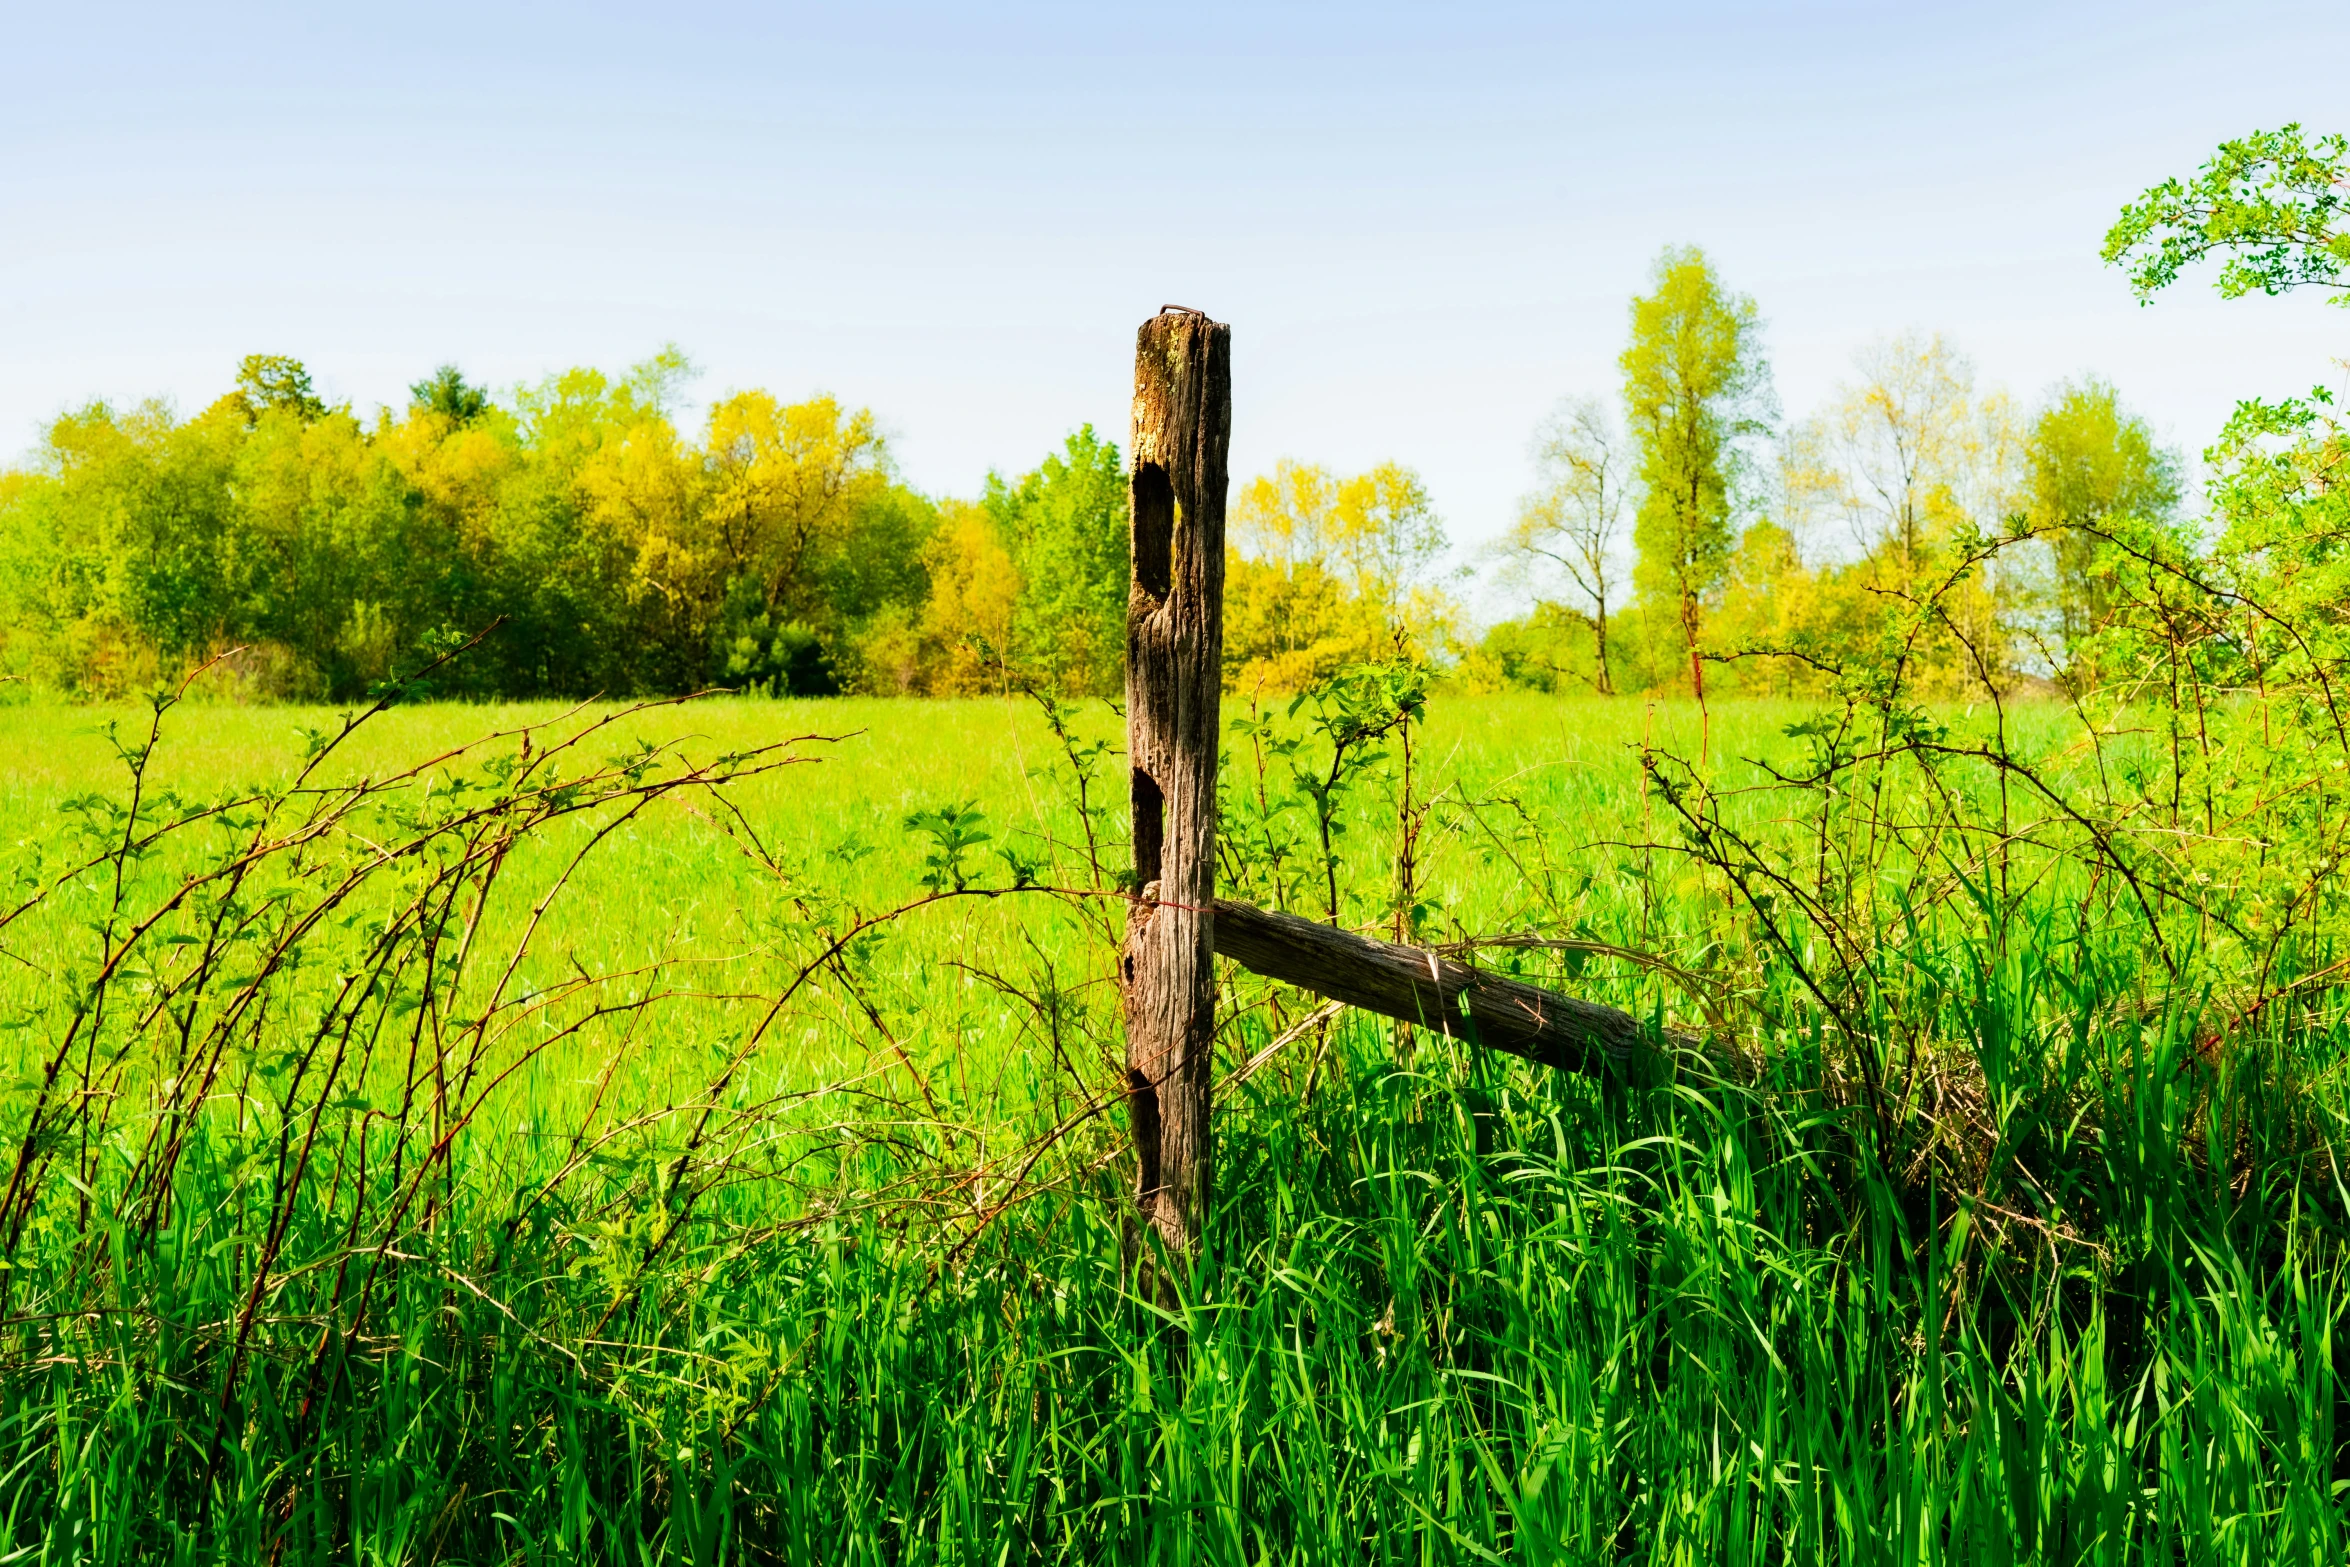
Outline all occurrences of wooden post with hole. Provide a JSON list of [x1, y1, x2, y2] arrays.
[[1116, 307, 1715, 1278], [1123, 307, 1231, 1270]]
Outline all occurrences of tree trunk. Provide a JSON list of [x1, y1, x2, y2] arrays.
[[1594, 591, 1613, 695], [1123, 309, 1231, 1267]]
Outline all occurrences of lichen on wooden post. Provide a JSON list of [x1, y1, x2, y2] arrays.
[[1122, 308, 1230, 1269]]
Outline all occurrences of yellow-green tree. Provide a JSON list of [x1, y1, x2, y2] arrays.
[[1621, 246, 1774, 699], [1778, 332, 2024, 693], [1785, 332, 2014, 577], [1224, 459, 1450, 691], [1707, 519, 1820, 697], [913, 500, 1022, 694], [2024, 379, 2180, 667], [509, 352, 702, 694], [700, 393, 888, 614], [689, 389, 933, 694]]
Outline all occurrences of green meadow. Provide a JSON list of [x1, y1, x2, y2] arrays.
[[0, 685, 2342, 1563]]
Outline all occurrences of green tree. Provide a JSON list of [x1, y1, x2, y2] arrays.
[[2025, 379, 2181, 662], [1463, 602, 1595, 695], [235, 354, 327, 422], [1620, 246, 1774, 699], [2104, 124, 2349, 306], [981, 425, 1127, 695], [0, 398, 252, 691], [233, 398, 412, 694], [410, 364, 491, 424]]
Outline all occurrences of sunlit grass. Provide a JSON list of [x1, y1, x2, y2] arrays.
[[0, 689, 2337, 1563]]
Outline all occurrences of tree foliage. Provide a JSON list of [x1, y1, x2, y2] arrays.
[[0, 353, 927, 698], [0, 353, 1174, 700], [1224, 459, 1452, 692], [980, 425, 1128, 695], [1477, 327, 2185, 704], [1785, 332, 2014, 575], [2023, 378, 2181, 663], [16, 130, 2338, 720], [1620, 245, 1775, 697], [2104, 123, 2349, 305]]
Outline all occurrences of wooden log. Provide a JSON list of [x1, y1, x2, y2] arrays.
[[1122, 309, 1231, 1263], [1210, 898, 1718, 1084]]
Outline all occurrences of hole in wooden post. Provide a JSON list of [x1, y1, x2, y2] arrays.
[[1132, 462, 1173, 602], [1131, 767, 1164, 888], [1127, 1068, 1162, 1200]]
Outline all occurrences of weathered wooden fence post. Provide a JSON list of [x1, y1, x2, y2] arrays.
[[1114, 308, 1719, 1279], [1123, 308, 1231, 1269]]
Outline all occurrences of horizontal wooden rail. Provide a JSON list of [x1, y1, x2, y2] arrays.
[[1210, 898, 1723, 1084]]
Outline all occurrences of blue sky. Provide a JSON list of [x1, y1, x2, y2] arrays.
[[5, 1, 2345, 590]]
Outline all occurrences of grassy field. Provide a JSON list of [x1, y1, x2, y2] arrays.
[[0, 686, 2342, 1563]]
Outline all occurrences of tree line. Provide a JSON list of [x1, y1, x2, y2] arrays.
[[1476, 246, 2182, 701], [0, 348, 1459, 702], [1, 124, 2339, 705], [1483, 119, 2339, 704], [0, 350, 1122, 701]]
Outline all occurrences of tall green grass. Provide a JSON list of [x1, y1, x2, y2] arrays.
[[0, 685, 2342, 1562]]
